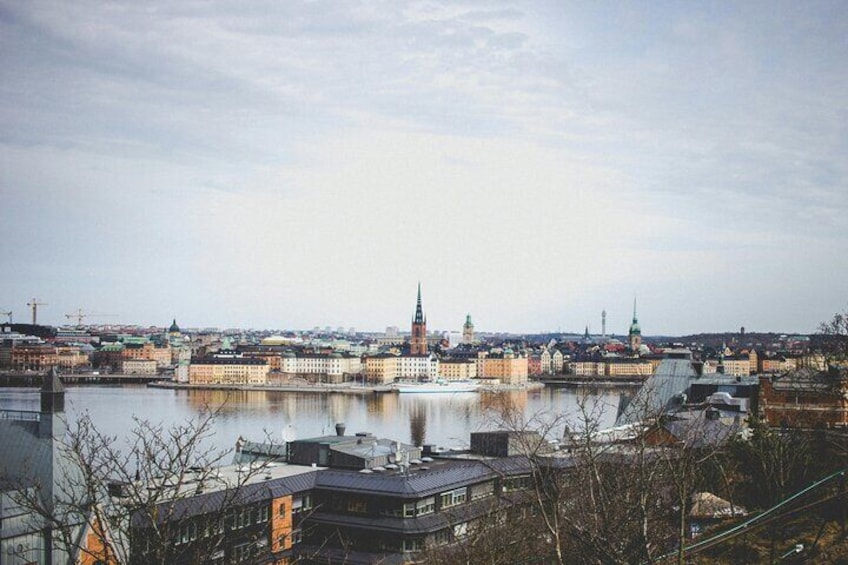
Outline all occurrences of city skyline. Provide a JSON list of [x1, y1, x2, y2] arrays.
[[2, 2, 846, 334]]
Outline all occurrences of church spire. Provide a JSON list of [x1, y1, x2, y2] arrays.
[[413, 282, 425, 325], [410, 283, 427, 355]]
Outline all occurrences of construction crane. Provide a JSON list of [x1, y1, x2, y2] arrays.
[[27, 298, 47, 325], [64, 309, 117, 326]]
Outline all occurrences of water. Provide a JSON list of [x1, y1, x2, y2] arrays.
[[0, 385, 623, 455]]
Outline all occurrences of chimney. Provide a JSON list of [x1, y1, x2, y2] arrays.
[[335, 422, 346, 437]]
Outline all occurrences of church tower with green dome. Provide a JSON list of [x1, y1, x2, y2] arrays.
[[462, 314, 475, 344], [628, 298, 642, 353]]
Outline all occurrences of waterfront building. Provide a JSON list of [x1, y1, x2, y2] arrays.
[[9, 343, 58, 371], [551, 348, 565, 373], [479, 351, 528, 385], [188, 356, 269, 385], [570, 359, 605, 377], [397, 354, 439, 381], [409, 284, 427, 356], [527, 353, 542, 376], [540, 348, 552, 374], [56, 345, 90, 371], [364, 354, 400, 384], [279, 352, 362, 383], [120, 358, 158, 375], [121, 340, 172, 368], [438, 358, 477, 381], [604, 358, 654, 378]]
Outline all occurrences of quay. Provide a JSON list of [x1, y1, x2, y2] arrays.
[[149, 381, 395, 394], [0, 371, 163, 387], [149, 381, 545, 394]]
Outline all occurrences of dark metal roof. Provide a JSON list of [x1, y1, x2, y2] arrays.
[[314, 461, 494, 498], [133, 469, 320, 526]]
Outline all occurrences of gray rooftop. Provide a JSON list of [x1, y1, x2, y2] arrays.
[[616, 356, 700, 426]]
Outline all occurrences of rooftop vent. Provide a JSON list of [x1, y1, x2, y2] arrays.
[[335, 422, 346, 436]]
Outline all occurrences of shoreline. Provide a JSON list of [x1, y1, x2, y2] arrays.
[[148, 381, 546, 395]]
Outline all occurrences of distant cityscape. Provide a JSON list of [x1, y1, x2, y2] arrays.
[[0, 286, 831, 388]]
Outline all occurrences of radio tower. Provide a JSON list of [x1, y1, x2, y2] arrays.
[[601, 309, 607, 338]]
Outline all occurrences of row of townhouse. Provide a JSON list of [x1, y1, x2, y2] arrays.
[[364, 353, 529, 385], [1, 343, 90, 371], [568, 357, 655, 378]]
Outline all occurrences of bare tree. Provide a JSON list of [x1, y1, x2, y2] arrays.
[[13, 405, 290, 565], [818, 306, 848, 368]]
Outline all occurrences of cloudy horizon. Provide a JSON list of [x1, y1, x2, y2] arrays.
[[1, 1, 846, 335]]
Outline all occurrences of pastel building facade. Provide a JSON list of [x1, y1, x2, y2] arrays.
[[188, 357, 270, 385]]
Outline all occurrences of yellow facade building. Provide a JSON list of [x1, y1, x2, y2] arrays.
[[364, 355, 400, 384], [188, 357, 270, 385], [480, 354, 528, 385], [438, 359, 477, 381]]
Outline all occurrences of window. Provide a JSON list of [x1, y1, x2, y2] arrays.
[[347, 498, 368, 513], [440, 487, 467, 509], [258, 505, 269, 523], [232, 542, 254, 563], [503, 475, 532, 492], [434, 528, 451, 545], [278, 502, 287, 516], [471, 481, 495, 500], [402, 538, 424, 552], [415, 497, 435, 516], [177, 522, 197, 544]]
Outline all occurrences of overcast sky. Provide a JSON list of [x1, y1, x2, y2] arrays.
[[1, 1, 846, 335]]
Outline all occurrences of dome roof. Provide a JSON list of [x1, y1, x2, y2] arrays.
[[168, 319, 180, 333], [629, 319, 641, 335]]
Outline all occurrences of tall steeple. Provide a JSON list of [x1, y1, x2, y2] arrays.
[[410, 283, 427, 355], [628, 298, 642, 353], [413, 282, 425, 325]]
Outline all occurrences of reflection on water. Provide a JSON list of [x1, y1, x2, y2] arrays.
[[409, 404, 426, 447], [0, 385, 623, 453]]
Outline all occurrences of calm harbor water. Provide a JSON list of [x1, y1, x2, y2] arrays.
[[0, 385, 623, 455]]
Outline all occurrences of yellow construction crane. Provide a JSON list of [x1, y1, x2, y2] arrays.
[[65, 309, 117, 326], [27, 298, 47, 325]]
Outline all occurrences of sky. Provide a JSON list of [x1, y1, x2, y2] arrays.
[[1, 1, 847, 335]]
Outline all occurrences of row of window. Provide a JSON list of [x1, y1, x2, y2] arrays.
[[174, 504, 270, 545]]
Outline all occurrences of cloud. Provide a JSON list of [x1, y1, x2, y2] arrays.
[[1, 1, 846, 332]]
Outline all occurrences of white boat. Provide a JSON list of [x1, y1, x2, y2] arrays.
[[391, 379, 480, 393]]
